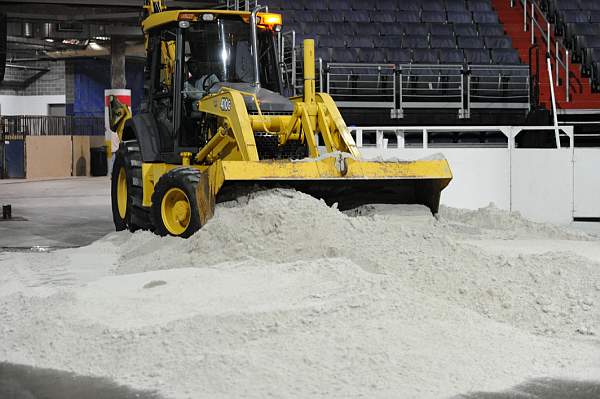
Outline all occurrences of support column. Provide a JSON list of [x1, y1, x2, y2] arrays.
[[110, 36, 126, 89]]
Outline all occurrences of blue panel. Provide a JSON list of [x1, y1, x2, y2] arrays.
[[73, 59, 145, 117], [74, 59, 110, 118], [5, 140, 25, 178], [126, 60, 145, 115]]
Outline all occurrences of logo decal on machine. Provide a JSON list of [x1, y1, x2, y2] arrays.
[[220, 97, 232, 111]]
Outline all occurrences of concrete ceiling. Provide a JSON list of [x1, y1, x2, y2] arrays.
[[0, 0, 217, 7], [1, 0, 246, 60]]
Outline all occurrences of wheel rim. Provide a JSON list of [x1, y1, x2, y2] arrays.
[[161, 188, 191, 236], [117, 167, 127, 219]]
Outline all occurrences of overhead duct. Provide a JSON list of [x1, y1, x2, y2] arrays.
[[42, 22, 55, 40], [22, 22, 33, 38], [45, 41, 145, 59]]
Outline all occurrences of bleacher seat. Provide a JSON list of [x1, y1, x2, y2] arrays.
[[385, 48, 411, 64], [468, 0, 493, 12], [465, 48, 491, 64], [370, 11, 395, 23], [429, 23, 454, 36], [478, 23, 505, 36], [330, 47, 358, 63], [403, 35, 429, 49], [398, 0, 423, 12], [359, 24, 381, 36], [380, 23, 405, 36], [350, 0, 373, 11], [376, 0, 397, 12], [590, 11, 600, 23], [335, 24, 356, 36], [454, 23, 479, 36], [320, 36, 346, 48], [319, 13, 344, 23], [304, 0, 328, 11], [348, 37, 374, 48], [448, 11, 473, 23], [328, 0, 350, 11], [286, 2, 305, 10], [446, 0, 469, 12], [358, 48, 384, 63], [402, 23, 429, 36], [412, 49, 439, 64], [343, 10, 370, 23], [561, 10, 590, 24], [458, 36, 485, 49], [581, 36, 600, 74], [303, 23, 329, 35], [440, 48, 465, 64], [421, 11, 447, 23], [396, 12, 421, 23], [472, 11, 499, 23], [490, 49, 521, 64], [484, 36, 513, 49], [380, 36, 403, 48], [422, 0, 445, 11], [431, 35, 457, 49]]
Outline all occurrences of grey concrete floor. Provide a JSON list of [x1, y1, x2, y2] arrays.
[[453, 378, 600, 399], [0, 363, 164, 399], [0, 177, 113, 248]]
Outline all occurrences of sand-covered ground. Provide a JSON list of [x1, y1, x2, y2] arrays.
[[1, 189, 599, 398]]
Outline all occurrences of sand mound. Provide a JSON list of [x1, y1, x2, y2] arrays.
[[112, 189, 600, 338], [1, 189, 599, 398], [439, 203, 595, 240]]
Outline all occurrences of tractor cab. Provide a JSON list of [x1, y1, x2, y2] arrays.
[[141, 10, 292, 159]]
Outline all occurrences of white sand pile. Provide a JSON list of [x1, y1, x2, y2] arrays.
[[115, 190, 600, 337], [439, 203, 596, 240], [1, 189, 599, 398]]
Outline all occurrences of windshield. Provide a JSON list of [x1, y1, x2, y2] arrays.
[[184, 18, 279, 94]]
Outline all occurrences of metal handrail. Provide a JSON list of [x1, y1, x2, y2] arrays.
[[0, 116, 105, 136], [518, 0, 571, 102]]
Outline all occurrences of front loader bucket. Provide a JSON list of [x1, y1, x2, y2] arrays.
[[209, 155, 452, 214]]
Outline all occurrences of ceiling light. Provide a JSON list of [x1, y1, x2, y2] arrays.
[[89, 42, 102, 50]]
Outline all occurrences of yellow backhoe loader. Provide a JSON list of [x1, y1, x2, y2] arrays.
[[110, 0, 452, 238]]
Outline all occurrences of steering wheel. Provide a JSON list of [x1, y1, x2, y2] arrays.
[[202, 73, 220, 93]]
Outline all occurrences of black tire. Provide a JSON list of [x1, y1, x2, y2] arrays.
[[110, 140, 151, 232], [151, 167, 202, 238]]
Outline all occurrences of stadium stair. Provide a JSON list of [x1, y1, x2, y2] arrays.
[[492, 0, 600, 109]]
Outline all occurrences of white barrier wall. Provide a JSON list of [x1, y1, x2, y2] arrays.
[[361, 148, 511, 211], [511, 149, 573, 224], [0, 95, 66, 116], [573, 148, 600, 219], [352, 126, 590, 224]]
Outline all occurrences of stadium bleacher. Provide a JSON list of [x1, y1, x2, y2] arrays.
[[275, 0, 521, 66], [542, 0, 600, 91], [272, 0, 530, 119]]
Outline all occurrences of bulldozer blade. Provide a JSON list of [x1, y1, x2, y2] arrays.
[[218, 178, 450, 214], [210, 156, 452, 214]]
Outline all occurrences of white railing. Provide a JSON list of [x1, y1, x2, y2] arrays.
[[327, 63, 396, 108], [516, 0, 571, 102], [285, 33, 531, 118], [347, 125, 573, 149]]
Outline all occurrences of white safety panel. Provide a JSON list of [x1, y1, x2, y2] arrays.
[[362, 148, 511, 211], [510, 149, 573, 224], [573, 148, 600, 219]]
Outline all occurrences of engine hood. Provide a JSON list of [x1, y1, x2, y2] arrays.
[[210, 82, 294, 114]]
